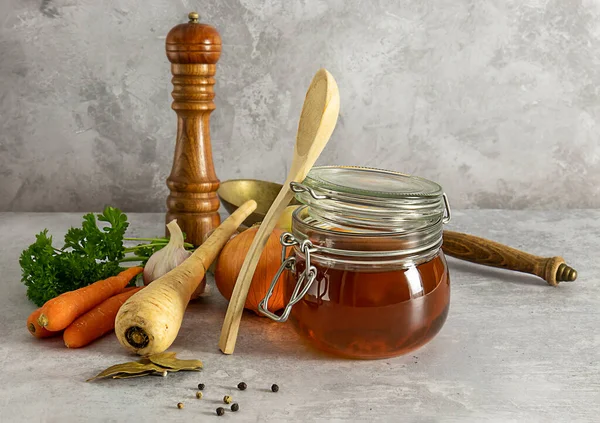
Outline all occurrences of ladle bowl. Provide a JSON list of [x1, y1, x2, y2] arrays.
[[217, 179, 298, 227]]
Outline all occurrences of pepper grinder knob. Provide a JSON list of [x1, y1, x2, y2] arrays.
[[165, 12, 222, 246]]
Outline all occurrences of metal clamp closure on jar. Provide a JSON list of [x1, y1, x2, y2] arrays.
[[258, 233, 319, 322]]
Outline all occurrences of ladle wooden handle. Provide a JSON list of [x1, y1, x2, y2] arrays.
[[442, 230, 577, 286]]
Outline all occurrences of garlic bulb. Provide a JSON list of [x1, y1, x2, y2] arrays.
[[143, 220, 192, 285]]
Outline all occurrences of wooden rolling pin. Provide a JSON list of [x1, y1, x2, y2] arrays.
[[442, 230, 577, 286]]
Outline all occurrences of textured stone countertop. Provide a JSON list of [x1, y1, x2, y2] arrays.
[[0, 211, 597, 422]]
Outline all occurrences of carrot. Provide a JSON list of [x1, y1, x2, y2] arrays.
[[38, 266, 143, 332], [26, 286, 134, 339], [63, 286, 143, 348], [27, 307, 60, 339], [120, 286, 140, 293], [115, 200, 257, 356]]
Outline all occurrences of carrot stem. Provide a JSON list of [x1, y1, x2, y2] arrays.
[[119, 256, 148, 263], [123, 243, 171, 252], [124, 237, 194, 249], [124, 237, 167, 242]]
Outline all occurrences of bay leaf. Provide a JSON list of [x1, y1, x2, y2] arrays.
[[138, 351, 177, 365], [148, 355, 203, 371], [112, 371, 158, 379], [86, 362, 163, 382], [87, 351, 202, 382]]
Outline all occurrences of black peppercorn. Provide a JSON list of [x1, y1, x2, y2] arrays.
[[237, 382, 247, 390], [271, 384, 279, 392], [231, 403, 239, 412], [197, 383, 205, 390], [216, 407, 225, 416]]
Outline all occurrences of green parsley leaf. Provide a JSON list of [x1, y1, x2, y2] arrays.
[[20, 206, 131, 306]]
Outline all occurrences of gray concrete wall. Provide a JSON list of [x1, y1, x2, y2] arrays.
[[1, 0, 599, 212]]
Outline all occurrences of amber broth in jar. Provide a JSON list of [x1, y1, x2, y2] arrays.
[[259, 166, 452, 360], [286, 253, 450, 359]]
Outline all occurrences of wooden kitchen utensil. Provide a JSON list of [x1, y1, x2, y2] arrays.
[[165, 12, 222, 246], [218, 68, 341, 354], [215, 178, 578, 287], [442, 231, 577, 286]]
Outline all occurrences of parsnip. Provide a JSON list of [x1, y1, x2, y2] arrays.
[[115, 200, 257, 355]]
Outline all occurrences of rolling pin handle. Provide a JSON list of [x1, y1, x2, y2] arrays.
[[441, 230, 577, 287]]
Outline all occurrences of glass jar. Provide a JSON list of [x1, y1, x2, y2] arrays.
[[259, 166, 451, 359]]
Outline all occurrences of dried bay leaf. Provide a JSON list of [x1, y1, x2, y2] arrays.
[[147, 355, 203, 371], [137, 351, 177, 365], [112, 371, 159, 379], [151, 351, 178, 360], [86, 362, 163, 382], [87, 351, 203, 382]]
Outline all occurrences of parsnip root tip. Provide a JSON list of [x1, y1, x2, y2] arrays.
[[125, 326, 151, 349], [115, 200, 257, 356]]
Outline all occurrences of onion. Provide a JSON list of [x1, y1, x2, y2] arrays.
[[214, 227, 289, 315]]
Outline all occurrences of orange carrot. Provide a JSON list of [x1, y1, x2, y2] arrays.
[[27, 307, 60, 339], [27, 285, 134, 339], [63, 287, 144, 348], [38, 267, 143, 332], [120, 286, 140, 293]]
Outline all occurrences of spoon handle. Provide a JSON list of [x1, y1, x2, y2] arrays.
[[218, 186, 294, 353], [218, 69, 340, 354], [442, 230, 577, 286]]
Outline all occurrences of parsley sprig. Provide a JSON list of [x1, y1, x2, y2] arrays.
[[19, 206, 193, 306]]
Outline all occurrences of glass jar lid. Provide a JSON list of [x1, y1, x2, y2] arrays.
[[304, 166, 443, 198], [292, 166, 450, 234]]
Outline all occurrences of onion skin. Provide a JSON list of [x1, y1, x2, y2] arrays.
[[214, 227, 289, 315]]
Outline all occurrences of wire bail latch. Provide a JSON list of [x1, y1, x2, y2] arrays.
[[258, 232, 319, 322]]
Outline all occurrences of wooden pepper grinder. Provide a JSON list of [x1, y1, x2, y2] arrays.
[[165, 12, 222, 246]]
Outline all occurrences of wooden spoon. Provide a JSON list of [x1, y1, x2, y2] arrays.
[[218, 68, 340, 354]]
